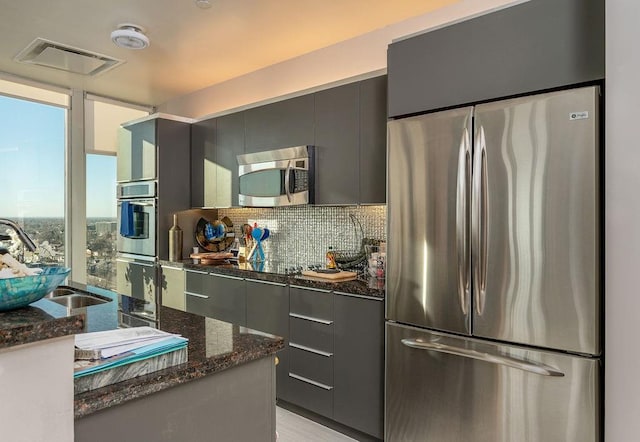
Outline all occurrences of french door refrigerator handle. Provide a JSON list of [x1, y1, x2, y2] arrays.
[[472, 126, 488, 315], [456, 127, 471, 315], [400, 338, 565, 377]]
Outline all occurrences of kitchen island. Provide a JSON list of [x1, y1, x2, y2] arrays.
[[0, 287, 283, 442], [75, 303, 283, 442]]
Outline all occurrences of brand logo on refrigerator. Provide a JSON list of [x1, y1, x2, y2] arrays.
[[569, 111, 589, 120]]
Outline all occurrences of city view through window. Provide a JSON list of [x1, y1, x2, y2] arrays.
[[0, 93, 120, 291]]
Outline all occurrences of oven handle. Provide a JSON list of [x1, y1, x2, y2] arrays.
[[126, 202, 155, 207], [116, 258, 155, 267]]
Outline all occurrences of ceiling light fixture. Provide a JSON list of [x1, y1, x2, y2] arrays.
[[195, 0, 212, 9], [111, 24, 150, 50]]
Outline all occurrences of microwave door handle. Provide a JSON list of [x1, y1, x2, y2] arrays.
[[284, 160, 293, 203]]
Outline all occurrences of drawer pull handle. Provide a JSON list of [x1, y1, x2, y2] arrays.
[[289, 342, 333, 357], [290, 285, 331, 293], [245, 278, 287, 287], [289, 313, 333, 325], [212, 273, 244, 281], [289, 373, 333, 390], [185, 291, 209, 299]]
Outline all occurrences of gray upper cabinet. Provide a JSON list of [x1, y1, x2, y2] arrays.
[[359, 76, 387, 204], [333, 293, 384, 439], [215, 112, 245, 207], [191, 113, 244, 208], [190, 119, 214, 207], [314, 82, 360, 205], [388, 0, 605, 117], [244, 95, 314, 153], [189, 76, 387, 206], [117, 119, 156, 182]]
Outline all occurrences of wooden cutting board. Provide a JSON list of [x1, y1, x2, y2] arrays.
[[190, 252, 234, 264], [301, 270, 358, 281]]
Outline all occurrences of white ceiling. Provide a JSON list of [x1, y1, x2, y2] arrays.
[[0, 0, 457, 107]]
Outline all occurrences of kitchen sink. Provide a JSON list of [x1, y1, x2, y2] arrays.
[[44, 286, 112, 309], [47, 293, 111, 308]]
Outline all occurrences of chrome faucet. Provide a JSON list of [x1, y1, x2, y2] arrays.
[[0, 219, 37, 252]]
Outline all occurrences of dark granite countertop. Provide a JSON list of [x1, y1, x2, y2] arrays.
[[75, 303, 284, 418], [0, 302, 85, 350], [160, 259, 385, 299]]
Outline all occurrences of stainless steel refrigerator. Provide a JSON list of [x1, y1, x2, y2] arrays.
[[385, 86, 601, 442]]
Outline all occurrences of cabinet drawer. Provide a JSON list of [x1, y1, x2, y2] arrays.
[[289, 316, 333, 353], [288, 373, 333, 419], [185, 272, 246, 325], [290, 286, 332, 320], [185, 270, 209, 294], [289, 345, 333, 387], [185, 291, 209, 317]]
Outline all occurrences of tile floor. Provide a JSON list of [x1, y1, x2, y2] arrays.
[[276, 406, 356, 442]]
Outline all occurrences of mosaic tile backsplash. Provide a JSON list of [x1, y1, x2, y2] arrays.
[[218, 206, 386, 267]]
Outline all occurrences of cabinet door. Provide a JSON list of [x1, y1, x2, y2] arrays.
[[185, 271, 246, 325], [314, 82, 359, 204], [333, 293, 384, 439], [190, 119, 215, 207], [359, 76, 387, 204], [117, 119, 156, 182], [160, 266, 185, 311], [244, 95, 314, 153], [215, 112, 245, 207], [387, 0, 604, 117], [246, 279, 289, 400]]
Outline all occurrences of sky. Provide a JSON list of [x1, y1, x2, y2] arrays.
[[0, 95, 116, 218]]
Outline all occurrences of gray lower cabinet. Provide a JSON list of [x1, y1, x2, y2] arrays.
[[288, 286, 334, 419], [245, 279, 290, 400], [333, 292, 384, 439], [185, 270, 246, 325], [160, 265, 185, 311]]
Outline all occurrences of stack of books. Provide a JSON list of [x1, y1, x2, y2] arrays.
[[74, 327, 188, 393]]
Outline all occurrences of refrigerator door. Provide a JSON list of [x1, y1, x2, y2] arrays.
[[385, 322, 600, 442], [387, 107, 473, 334], [472, 86, 600, 355]]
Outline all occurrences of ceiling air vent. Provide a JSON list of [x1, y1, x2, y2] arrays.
[[14, 38, 124, 76]]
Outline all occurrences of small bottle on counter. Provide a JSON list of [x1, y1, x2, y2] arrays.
[[168, 213, 183, 261], [326, 247, 336, 269]]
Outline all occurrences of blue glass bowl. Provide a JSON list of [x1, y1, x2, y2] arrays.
[[0, 266, 71, 312]]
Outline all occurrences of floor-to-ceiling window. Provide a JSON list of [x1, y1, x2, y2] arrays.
[[0, 78, 68, 264], [0, 76, 151, 289]]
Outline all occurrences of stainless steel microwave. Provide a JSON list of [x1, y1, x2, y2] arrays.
[[237, 145, 315, 206]]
